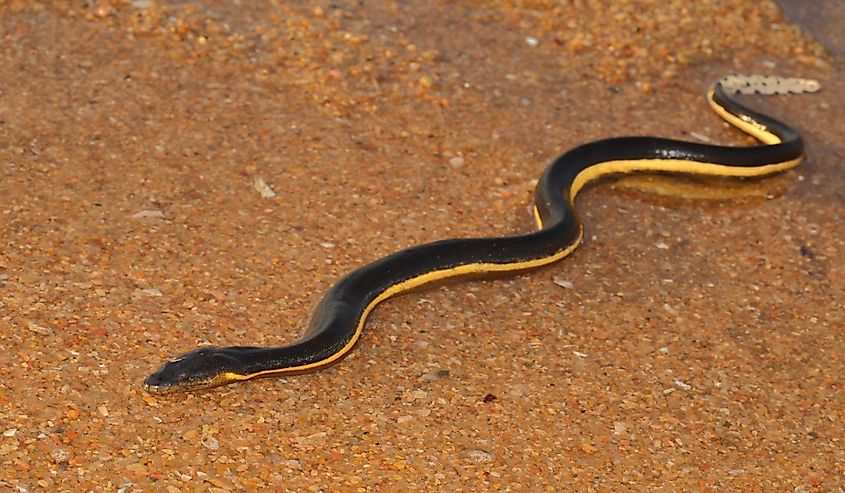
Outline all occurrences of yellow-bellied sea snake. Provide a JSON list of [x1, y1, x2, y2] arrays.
[[144, 75, 819, 394]]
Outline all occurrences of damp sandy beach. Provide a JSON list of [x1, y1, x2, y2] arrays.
[[1, 1, 843, 491]]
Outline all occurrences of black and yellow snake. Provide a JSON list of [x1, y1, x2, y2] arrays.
[[144, 75, 819, 394]]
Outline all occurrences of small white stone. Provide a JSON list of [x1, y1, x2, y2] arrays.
[[253, 176, 277, 198], [612, 422, 627, 435], [553, 278, 574, 289], [132, 209, 164, 219], [139, 288, 163, 297]]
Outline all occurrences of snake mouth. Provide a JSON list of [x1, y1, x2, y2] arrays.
[[142, 375, 213, 395], [142, 372, 180, 394], [142, 383, 170, 394]]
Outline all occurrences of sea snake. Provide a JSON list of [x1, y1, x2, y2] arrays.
[[144, 75, 819, 394]]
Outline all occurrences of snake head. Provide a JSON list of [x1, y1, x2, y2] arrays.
[[144, 347, 245, 394]]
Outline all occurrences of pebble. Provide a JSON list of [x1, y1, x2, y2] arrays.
[[50, 447, 70, 463], [26, 321, 53, 335], [253, 176, 277, 198], [462, 448, 494, 463], [674, 379, 692, 391], [132, 210, 165, 219], [552, 278, 573, 289], [201, 435, 220, 450], [125, 463, 147, 475]]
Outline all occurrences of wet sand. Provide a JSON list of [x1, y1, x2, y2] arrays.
[[1, 1, 843, 491]]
